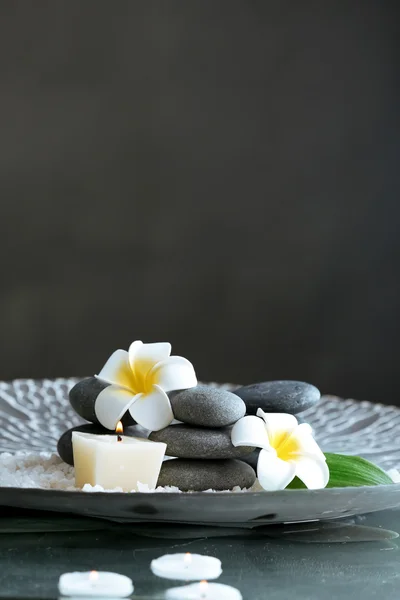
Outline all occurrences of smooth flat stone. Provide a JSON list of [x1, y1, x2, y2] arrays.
[[57, 423, 142, 465], [149, 425, 254, 459], [240, 448, 260, 471], [157, 459, 256, 491], [234, 380, 321, 415], [69, 377, 135, 427], [169, 385, 246, 427]]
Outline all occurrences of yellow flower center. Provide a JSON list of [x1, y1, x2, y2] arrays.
[[116, 359, 155, 395], [135, 359, 156, 394], [273, 431, 301, 462]]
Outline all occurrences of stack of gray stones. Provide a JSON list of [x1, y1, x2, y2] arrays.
[[150, 385, 256, 491], [58, 379, 320, 491]]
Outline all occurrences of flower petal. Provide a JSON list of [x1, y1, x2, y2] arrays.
[[293, 454, 330, 489], [231, 416, 271, 450], [129, 341, 172, 389], [257, 409, 298, 449], [149, 356, 197, 393], [96, 350, 135, 392], [95, 385, 136, 430], [278, 423, 325, 461], [257, 448, 297, 491], [129, 384, 174, 431]]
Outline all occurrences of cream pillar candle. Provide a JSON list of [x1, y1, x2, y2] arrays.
[[72, 428, 166, 491]]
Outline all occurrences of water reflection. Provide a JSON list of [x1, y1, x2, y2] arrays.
[[129, 515, 399, 545]]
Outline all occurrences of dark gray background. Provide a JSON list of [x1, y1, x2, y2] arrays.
[[0, 1, 399, 404]]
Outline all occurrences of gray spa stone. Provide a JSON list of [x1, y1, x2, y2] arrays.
[[157, 459, 256, 491], [149, 425, 254, 459], [69, 377, 135, 427], [240, 448, 260, 471], [169, 385, 246, 427], [234, 380, 321, 415], [57, 423, 143, 465]]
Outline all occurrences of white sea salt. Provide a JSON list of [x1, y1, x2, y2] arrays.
[[1, 452, 398, 492], [0, 452, 251, 493], [0, 452, 76, 490]]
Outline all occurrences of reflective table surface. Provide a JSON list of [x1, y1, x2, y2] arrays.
[[0, 507, 399, 599]]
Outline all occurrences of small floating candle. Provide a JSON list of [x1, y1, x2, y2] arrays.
[[165, 580, 242, 599], [150, 553, 222, 581], [72, 422, 166, 491], [58, 570, 134, 597]]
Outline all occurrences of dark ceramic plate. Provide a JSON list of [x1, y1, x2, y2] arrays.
[[0, 378, 400, 525]]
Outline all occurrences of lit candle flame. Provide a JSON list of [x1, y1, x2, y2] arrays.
[[116, 421, 123, 442], [199, 580, 208, 598], [184, 552, 192, 567], [89, 571, 99, 582]]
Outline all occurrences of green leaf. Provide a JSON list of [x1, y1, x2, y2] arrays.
[[286, 453, 393, 489]]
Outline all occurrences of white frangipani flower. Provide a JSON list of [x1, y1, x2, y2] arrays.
[[95, 341, 197, 431], [231, 409, 329, 491]]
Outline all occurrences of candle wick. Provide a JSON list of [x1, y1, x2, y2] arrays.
[[116, 421, 123, 442]]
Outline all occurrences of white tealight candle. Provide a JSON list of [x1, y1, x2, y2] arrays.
[[72, 425, 166, 491], [150, 553, 222, 581], [58, 571, 134, 597], [165, 581, 242, 600]]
